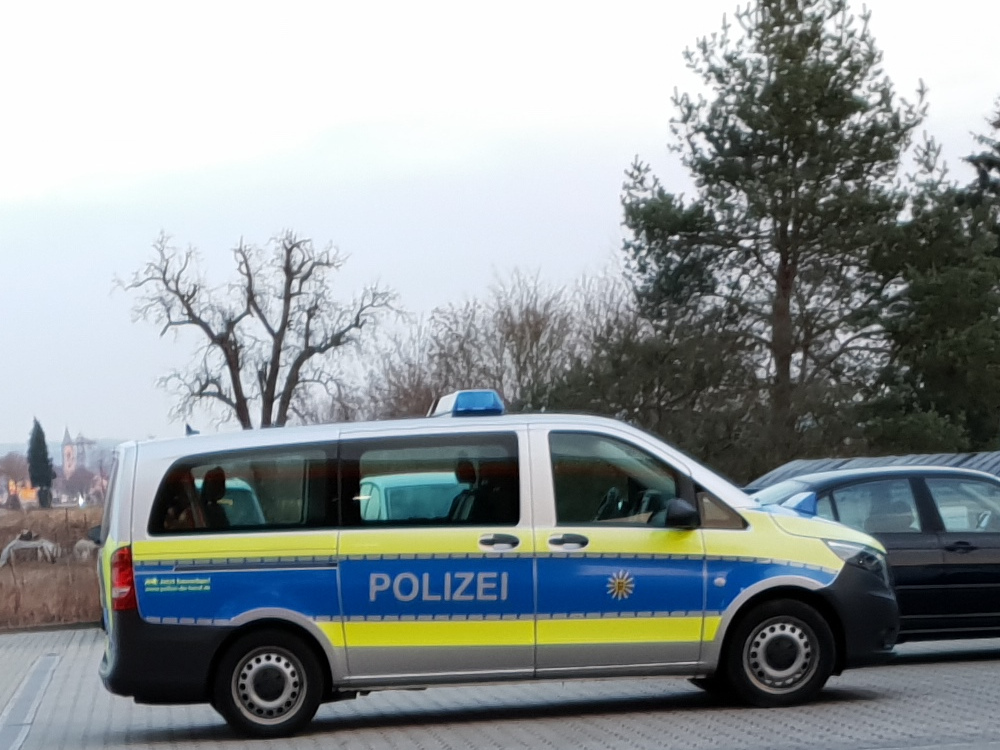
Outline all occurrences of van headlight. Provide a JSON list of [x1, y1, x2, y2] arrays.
[[825, 540, 891, 587]]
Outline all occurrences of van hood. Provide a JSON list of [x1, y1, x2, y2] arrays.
[[749, 506, 885, 551]]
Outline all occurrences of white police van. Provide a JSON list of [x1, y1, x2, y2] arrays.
[[97, 390, 898, 737]]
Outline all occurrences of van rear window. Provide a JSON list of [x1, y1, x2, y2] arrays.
[[148, 447, 330, 534]]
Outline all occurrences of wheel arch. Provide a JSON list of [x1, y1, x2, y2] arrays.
[[208, 614, 338, 700], [705, 582, 846, 676]]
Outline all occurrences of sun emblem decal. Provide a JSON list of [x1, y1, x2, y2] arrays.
[[607, 570, 635, 600]]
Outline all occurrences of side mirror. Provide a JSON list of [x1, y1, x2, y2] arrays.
[[664, 497, 699, 530], [87, 525, 102, 546]]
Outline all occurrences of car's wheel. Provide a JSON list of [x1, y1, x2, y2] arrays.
[[724, 599, 834, 708], [212, 628, 323, 738]]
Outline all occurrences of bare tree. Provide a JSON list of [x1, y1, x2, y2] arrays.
[[425, 271, 582, 409], [353, 270, 611, 419], [122, 230, 395, 429], [0, 452, 28, 485], [340, 324, 428, 420]]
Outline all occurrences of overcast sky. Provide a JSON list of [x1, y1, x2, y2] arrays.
[[1, 0, 998, 445]]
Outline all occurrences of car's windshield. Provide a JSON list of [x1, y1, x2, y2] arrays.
[[751, 479, 810, 506]]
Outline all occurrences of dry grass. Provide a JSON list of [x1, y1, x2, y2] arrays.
[[0, 507, 104, 629]]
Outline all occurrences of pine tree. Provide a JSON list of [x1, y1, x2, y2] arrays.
[[27, 419, 54, 508], [967, 104, 1000, 208], [865, 108, 1000, 451], [622, 0, 924, 468]]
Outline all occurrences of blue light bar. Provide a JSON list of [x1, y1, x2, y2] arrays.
[[428, 389, 506, 417]]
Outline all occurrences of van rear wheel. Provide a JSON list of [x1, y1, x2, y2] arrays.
[[724, 599, 834, 708], [212, 629, 323, 738]]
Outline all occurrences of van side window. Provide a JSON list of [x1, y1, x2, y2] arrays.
[[340, 433, 519, 526], [549, 432, 680, 525], [696, 486, 747, 530], [148, 447, 330, 534]]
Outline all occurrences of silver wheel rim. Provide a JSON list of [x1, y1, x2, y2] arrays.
[[742, 616, 818, 694], [231, 646, 305, 726]]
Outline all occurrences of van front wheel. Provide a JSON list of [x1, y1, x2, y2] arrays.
[[212, 629, 323, 738], [724, 599, 834, 708]]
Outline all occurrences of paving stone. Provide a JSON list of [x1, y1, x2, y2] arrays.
[[3, 629, 1000, 750]]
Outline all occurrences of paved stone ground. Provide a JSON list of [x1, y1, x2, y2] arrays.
[[3, 628, 1000, 749]]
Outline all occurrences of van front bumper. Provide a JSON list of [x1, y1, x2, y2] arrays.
[[819, 562, 899, 671], [100, 609, 234, 704]]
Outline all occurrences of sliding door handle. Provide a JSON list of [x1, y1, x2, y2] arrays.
[[548, 533, 589, 550], [479, 533, 520, 550]]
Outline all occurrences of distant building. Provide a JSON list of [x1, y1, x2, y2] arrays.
[[62, 429, 96, 479]]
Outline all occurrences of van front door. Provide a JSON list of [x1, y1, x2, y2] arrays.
[[531, 429, 706, 675]]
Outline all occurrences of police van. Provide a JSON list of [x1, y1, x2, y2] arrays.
[[97, 390, 898, 738]]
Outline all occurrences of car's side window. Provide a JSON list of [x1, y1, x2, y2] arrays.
[[815, 493, 835, 522], [831, 479, 920, 534], [549, 432, 681, 525], [339, 432, 519, 526], [148, 447, 331, 534], [926, 478, 1000, 533]]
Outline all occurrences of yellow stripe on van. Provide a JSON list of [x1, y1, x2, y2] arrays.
[[704, 512, 844, 572], [344, 620, 533, 647], [533, 527, 704, 557], [340, 528, 534, 557], [537, 616, 704, 645], [132, 533, 339, 561], [703, 616, 721, 642], [316, 621, 346, 648]]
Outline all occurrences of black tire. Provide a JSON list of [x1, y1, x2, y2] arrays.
[[723, 599, 835, 708], [688, 674, 733, 696], [212, 628, 324, 738]]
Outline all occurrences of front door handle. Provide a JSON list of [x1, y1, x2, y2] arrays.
[[479, 533, 520, 550], [945, 541, 978, 554], [548, 533, 589, 550]]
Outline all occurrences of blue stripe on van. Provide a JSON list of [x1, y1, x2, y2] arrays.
[[134, 565, 340, 622], [339, 557, 535, 619], [705, 559, 837, 612], [132, 555, 839, 625]]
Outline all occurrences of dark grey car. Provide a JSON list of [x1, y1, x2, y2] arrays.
[[754, 466, 1000, 642]]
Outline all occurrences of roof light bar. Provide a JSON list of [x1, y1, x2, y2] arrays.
[[428, 389, 506, 417]]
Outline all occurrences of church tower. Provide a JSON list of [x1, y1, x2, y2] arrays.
[[62, 428, 77, 479]]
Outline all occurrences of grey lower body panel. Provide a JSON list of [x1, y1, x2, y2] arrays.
[[343, 643, 704, 688], [536, 641, 701, 673], [344, 645, 534, 685]]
